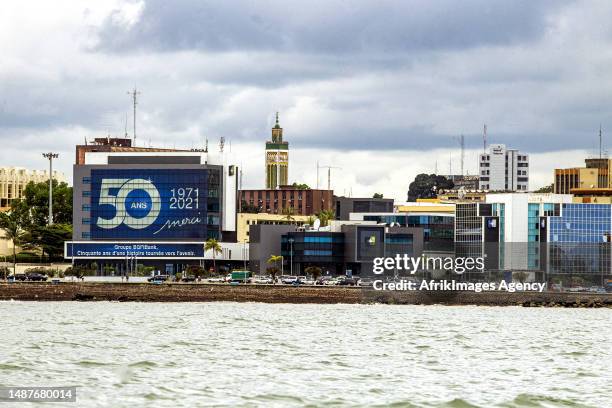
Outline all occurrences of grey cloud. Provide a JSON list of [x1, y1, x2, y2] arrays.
[[95, 0, 567, 55]]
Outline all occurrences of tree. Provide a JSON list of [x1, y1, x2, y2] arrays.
[[534, 184, 554, 193], [304, 265, 322, 281], [372, 193, 384, 199], [316, 209, 335, 226], [267, 255, 283, 280], [0, 201, 30, 279], [185, 265, 206, 280], [281, 206, 296, 222], [240, 201, 261, 213], [28, 224, 72, 259], [205, 238, 222, 275], [22, 180, 72, 225], [266, 266, 280, 283], [291, 182, 310, 190], [407, 174, 454, 201]]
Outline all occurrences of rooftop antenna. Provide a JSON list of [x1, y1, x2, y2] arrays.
[[204, 137, 209, 153], [453, 135, 465, 176], [599, 124, 603, 161], [219, 137, 225, 153], [316, 160, 319, 189], [124, 112, 129, 138], [448, 152, 452, 176], [434, 160, 438, 175], [127, 87, 140, 146], [483, 124, 487, 153]]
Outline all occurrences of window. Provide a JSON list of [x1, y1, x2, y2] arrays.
[[82, 177, 92, 184], [82, 204, 91, 211], [82, 218, 91, 224], [81, 232, 91, 239], [82, 190, 91, 197]]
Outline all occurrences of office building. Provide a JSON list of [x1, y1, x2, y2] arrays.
[[237, 212, 311, 243], [265, 113, 289, 189], [554, 158, 612, 194], [334, 196, 394, 220], [0, 166, 66, 210], [240, 186, 333, 216], [67, 149, 244, 274], [478, 144, 529, 191], [75, 137, 187, 165]]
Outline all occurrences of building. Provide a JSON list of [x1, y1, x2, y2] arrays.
[[265, 113, 289, 189], [1, 167, 66, 210], [237, 212, 311, 243], [436, 190, 487, 203], [279, 224, 424, 277], [334, 196, 394, 220], [248, 224, 297, 275], [446, 175, 480, 190], [75, 137, 188, 165], [478, 144, 529, 191], [240, 186, 333, 216], [67, 149, 243, 275], [571, 188, 612, 204], [554, 158, 612, 194]]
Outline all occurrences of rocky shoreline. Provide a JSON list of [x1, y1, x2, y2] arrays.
[[1, 282, 611, 307]]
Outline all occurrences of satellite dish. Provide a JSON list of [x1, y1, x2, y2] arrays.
[[313, 218, 321, 230]]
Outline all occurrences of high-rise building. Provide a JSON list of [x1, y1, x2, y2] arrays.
[[478, 144, 529, 191], [265, 113, 289, 189]]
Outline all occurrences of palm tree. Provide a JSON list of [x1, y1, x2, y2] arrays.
[[281, 206, 296, 223], [204, 238, 222, 275], [316, 209, 335, 227], [267, 255, 283, 282], [0, 209, 28, 280]]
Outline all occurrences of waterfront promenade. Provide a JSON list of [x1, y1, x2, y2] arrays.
[[1, 282, 611, 307]]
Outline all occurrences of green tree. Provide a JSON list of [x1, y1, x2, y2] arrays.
[[0, 201, 30, 278], [372, 193, 384, 199], [304, 265, 322, 281], [267, 254, 283, 281], [22, 180, 72, 225], [185, 265, 206, 280], [205, 238, 222, 275], [315, 209, 335, 227], [281, 206, 296, 222], [266, 266, 280, 283], [407, 174, 454, 201], [534, 184, 554, 193], [291, 182, 311, 190], [28, 224, 72, 259]]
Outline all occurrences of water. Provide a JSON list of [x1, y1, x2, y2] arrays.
[[0, 302, 610, 408]]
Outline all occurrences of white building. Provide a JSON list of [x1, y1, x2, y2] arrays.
[[0, 166, 66, 209], [478, 144, 529, 191]]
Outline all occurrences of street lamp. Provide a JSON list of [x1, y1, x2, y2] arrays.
[[288, 238, 294, 276], [42, 152, 59, 225]]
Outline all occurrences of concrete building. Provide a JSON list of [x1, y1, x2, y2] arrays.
[[554, 158, 612, 194], [237, 212, 311, 243], [334, 196, 394, 220], [1, 166, 66, 210], [240, 186, 333, 216], [265, 113, 289, 189], [571, 188, 612, 204], [248, 224, 297, 275], [67, 149, 242, 275], [478, 144, 529, 191]]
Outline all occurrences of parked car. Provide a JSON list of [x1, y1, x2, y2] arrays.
[[358, 278, 374, 287], [337, 277, 359, 286], [281, 275, 298, 284], [207, 277, 225, 283], [300, 278, 315, 285], [11, 273, 27, 281], [253, 276, 273, 284], [147, 274, 169, 283], [323, 278, 339, 286], [181, 275, 196, 282], [25, 272, 48, 282], [316, 276, 332, 285]]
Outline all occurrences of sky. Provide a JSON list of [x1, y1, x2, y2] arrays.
[[1, 0, 611, 201]]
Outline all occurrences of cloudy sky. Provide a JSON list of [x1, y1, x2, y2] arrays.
[[1, 0, 611, 201]]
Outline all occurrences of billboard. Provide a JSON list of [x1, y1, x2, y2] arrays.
[[65, 242, 204, 259], [90, 169, 215, 239]]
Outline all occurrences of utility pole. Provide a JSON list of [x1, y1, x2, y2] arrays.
[[127, 88, 140, 146], [42, 152, 59, 225], [599, 124, 603, 161], [317, 163, 341, 191]]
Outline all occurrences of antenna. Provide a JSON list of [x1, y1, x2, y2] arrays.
[[448, 152, 452, 176], [127, 88, 140, 146], [453, 135, 465, 176], [434, 160, 438, 175], [483, 124, 487, 153], [316, 161, 319, 189], [124, 112, 128, 138], [219, 137, 225, 152], [599, 124, 603, 161], [205, 137, 209, 152]]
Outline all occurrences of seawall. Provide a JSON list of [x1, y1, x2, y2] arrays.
[[1, 283, 611, 307]]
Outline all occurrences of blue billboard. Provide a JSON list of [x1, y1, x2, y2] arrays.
[[66, 242, 205, 259], [90, 169, 218, 239]]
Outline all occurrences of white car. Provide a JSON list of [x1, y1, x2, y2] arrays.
[[300, 278, 315, 285], [253, 276, 273, 284], [281, 276, 298, 284]]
